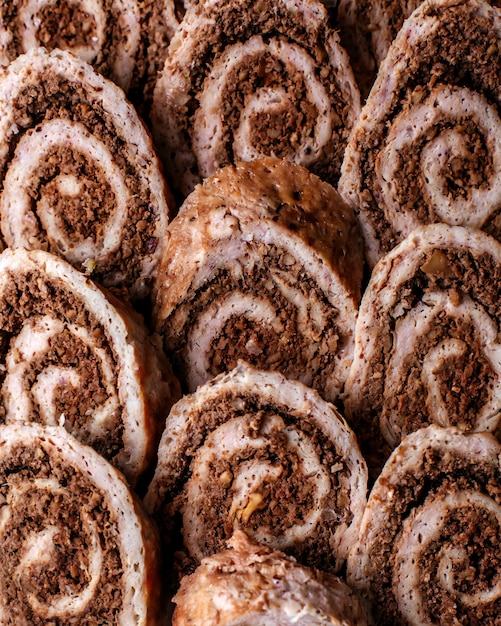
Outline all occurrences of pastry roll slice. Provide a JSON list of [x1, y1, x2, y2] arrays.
[[0, 0, 143, 92], [144, 362, 368, 575], [151, 0, 360, 197], [0, 247, 179, 486], [0, 47, 173, 301], [172, 531, 371, 626], [339, 0, 501, 267], [0, 422, 162, 626], [348, 425, 501, 625], [343, 224, 501, 474], [152, 157, 363, 403]]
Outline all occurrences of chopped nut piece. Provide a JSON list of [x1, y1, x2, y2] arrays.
[[218, 470, 233, 489], [420, 249, 449, 275], [240, 492, 265, 524]]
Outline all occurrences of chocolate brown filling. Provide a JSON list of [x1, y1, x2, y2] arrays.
[[36, 7, 98, 51], [0, 269, 124, 460], [162, 394, 352, 575], [383, 315, 493, 433], [29, 146, 116, 246], [174, 0, 353, 184], [0, 443, 123, 624], [165, 246, 343, 394], [345, 246, 501, 483], [367, 448, 501, 624], [357, 4, 501, 254], [389, 121, 492, 226], [0, 3, 128, 85], [8, 73, 160, 291]]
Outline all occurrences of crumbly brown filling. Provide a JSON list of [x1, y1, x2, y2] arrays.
[[419, 505, 501, 624], [165, 247, 342, 395], [390, 120, 491, 225], [367, 449, 501, 625], [0, 444, 123, 624], [358, 4, 501, 255], [221, 54, 309, 160], [29, 146, 116, 245], [352, 247, 501, 474], [35, 7, 98, 50], [383, 315, 492, 433], [0, 3, 126, 85], [0, 269, 124, 460], [164, 396, 351, 575], [9, 73, 160, 292], [176, 0, 353, 185], [214, 49, 347, 180]]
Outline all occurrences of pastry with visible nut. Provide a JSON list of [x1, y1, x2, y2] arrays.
[[144, 362, 368, 577]]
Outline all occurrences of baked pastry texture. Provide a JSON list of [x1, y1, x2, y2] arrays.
[[172, 530, 371, 625], [0, 422, 162, 625], [144, 362, 368, 576], [0, 0, 144, 92], [151, 0, 361, 197], [0, 247, 179, 486], [343, 224, 501, 475], [0, 47, 173, 301], [348, 425, 501, 625], [152, 157, 363, 403], [339, 0, 501, 267]]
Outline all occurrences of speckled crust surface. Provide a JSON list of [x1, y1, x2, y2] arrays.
[[144, 362, 368, 577], [151, 0, 360, 198], [339, 0, 501, 268], [172, 531, 371, 625], [0, 422, 162, 625], [152, 157, 363, 403], [343, 224, 501, 475], [0, 47, 173, 301], [0, 247, 179, 486], [348, 425, 501, 625]]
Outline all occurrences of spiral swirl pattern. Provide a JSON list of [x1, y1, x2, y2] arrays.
[[0, 422, 161, 625], [347, 425, 501, 625], [152, 158, 362, 403], [0, 0, 142, 91], [172, 531, 371, 626], [151, 0, 360, 197], [339, 0, 501, 267], [0, 247, 179, 486], [0, 47, 172, 300], [343, 224, 501, 474], [144, 362, 368, 575]]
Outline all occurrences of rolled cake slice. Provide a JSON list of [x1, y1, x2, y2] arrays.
[[0, 0, 143, 93], [172, 531, 371, 626], [343, 224, 501, 474], [152, 157, 363, 403], [339, 0, 501, 267], [338, 0, 501, 97], [0, 247, 179, 486], [0, 47, 173, 301], [0, 422, 162, 625], [144, 362, 368, 575], [151, 0, 361, 197], [347, 425, 501, 625]]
